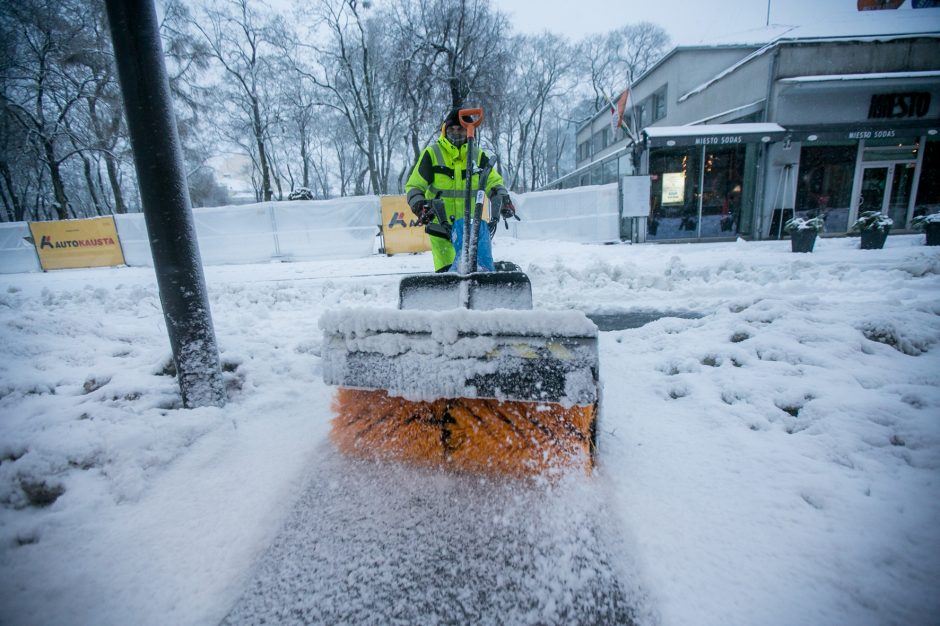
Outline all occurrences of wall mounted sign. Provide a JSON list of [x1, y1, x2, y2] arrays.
[[644, 129, 785, 148], [788, 123, 939, 142], [868, 92, 931, 120]]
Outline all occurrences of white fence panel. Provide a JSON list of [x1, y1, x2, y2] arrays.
[[512, 184, 620, 243], [113, 213, 151, 266], [0, 223, 41, 273], [192, 204, 278, 265], [273, 196, 377, 260]]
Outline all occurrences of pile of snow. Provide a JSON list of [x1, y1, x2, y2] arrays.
[[1, 235, 939, 625]]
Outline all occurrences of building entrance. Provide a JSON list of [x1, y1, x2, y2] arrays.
[[857, 162, 917, 226]]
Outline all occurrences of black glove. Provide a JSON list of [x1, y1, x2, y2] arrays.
[[500, 198, 516, 220], [411, 200, 434, 225]]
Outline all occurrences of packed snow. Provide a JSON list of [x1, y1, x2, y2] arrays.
[[1, 234, 939, 625]]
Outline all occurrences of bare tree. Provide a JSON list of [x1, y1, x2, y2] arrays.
[[0, 113, 30, 221], [1, 0, 675, 215], [496, 33, 575, 191], [0, 0, 99, 220], [161, 0, 225, 208], [65, 0, 130, 214], [385, 0, 438, 165], [577, 22, 669, 113], [420, 0, 513, 110], [291, 0, 403, 195], [189, 0, 285, 201]]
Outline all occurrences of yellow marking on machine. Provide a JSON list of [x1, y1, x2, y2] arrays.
[[512, 344, 539, 359], [547, 342, 574, 360]]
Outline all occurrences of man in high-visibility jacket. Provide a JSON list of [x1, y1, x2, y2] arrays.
[[405, 108, 516, 272]]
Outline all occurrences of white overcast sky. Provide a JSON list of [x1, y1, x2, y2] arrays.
[[489, 0, 922, 45]]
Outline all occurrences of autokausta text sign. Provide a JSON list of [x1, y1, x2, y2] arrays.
[[29, 216, 125, 270]]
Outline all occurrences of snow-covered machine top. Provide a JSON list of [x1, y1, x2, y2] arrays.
[[320, 307, 599, 406], [319, 307, 598, 340]]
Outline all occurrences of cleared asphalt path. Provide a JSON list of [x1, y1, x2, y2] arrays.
[[223, 447, 639, 625]]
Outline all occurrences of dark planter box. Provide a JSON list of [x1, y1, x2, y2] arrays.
[[789, 229, 817, 253], [860, 227, 889, 250], [925, 222, 940, 246]]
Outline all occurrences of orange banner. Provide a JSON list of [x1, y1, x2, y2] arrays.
[[29, 216, 125, 271]]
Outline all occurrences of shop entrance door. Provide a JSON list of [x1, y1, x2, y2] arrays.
[[857, 163, 916, 226]]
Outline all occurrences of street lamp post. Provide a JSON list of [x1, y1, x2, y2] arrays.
[[105, 0, 226, 408]]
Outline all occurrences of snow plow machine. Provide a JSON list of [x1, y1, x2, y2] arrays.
[[319, 109, 600, 477]]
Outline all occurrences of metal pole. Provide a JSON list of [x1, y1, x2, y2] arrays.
[[105, 0, 225, 408]]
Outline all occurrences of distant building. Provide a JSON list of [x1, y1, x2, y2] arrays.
[[208, 154, 258, 204], [552, 11, 940, 242]]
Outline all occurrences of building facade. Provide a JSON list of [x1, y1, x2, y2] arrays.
[[554, 14, 940, 242]]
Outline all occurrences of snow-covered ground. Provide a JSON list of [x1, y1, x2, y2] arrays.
[[1, 234, 939, 625]]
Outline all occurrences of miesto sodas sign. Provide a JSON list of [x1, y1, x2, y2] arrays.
[[29, 216, 125, 271]]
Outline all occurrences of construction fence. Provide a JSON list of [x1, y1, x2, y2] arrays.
[[0, 184, 621, 274]]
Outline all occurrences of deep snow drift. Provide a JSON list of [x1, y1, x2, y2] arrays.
[[1, 235, 939, 625]]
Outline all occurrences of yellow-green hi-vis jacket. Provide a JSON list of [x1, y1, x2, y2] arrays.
[[405, 132, 507, 271]]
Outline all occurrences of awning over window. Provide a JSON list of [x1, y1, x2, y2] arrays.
[[643, 123, 787, 148]]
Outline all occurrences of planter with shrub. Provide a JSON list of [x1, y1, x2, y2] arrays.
[[851, 211, 892, 250], [784, 215, 825, 253], [912, 213, 940, 246]]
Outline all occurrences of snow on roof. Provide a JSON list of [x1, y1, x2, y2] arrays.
[[686, 99, 766, 126], [688, 9, 940, 47], [643, 123, 786, 138], [778, 70, 940, 83], [678, 41, 778, 104]]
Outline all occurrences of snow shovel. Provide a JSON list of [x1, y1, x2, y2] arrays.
[[319, 107, 600, 476]]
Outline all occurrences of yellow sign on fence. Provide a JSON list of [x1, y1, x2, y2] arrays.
[[29, 216, 125, 271], [380, 196, 431, 255], [379, 195, 492, 256]]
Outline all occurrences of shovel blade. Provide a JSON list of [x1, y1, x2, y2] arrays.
[[399, 271, 532, 311]]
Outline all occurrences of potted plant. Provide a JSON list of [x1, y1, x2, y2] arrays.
[[851, 211, 893, 250], [784, 215, 825, 253], [912, 213, 940, 246]]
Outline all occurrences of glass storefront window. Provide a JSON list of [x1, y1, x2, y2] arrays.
[[647, 144, 754, 240], [915, 139, 940, 219], [701, 145, 746, 237], [887, 162, 916, 226], [795, 142, 856, 232], [648, 146, 701, 240]]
